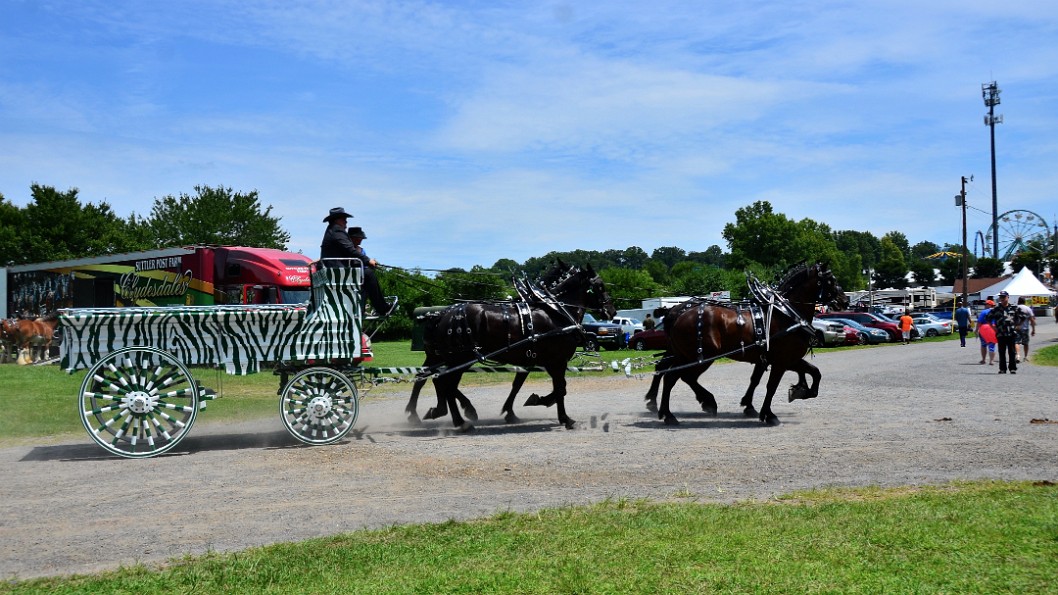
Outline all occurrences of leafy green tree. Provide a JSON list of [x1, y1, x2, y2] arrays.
[[722, 201, 800, 270], [835, 230, 881, 269], [650, 246, 686, 269], [908, 258, 937, 287], [882, 231, 911, 261], [873, 237, 908, 289], [599, 267, 663, 311], [643, 260, 670, 285], [687, 245, 727, 268], [670, 263, 747, 299], [608, 246, 650, 269], [0, 194, 25, 266], [19, 184, 145, 263], [972, 257, 1004, 278], [911, 241, 941, 260], [938, 256, 964, 285], [436, 267, 510, 302], [147, 185, 290, 249], [489, 258, 520, 274]]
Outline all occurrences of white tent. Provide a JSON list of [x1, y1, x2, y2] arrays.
[[993, 267, 1055, 300]]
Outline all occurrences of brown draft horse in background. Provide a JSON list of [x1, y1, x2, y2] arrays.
[[4, 316, 60, 364], [411, 263, 616, 431], [654, 262, 847, 426]]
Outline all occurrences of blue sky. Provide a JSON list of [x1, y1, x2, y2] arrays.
[[2, 1, 1057, 271]]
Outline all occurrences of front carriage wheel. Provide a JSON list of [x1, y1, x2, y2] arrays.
[[280, 367, 359, 445], [78, 347, 199, 459]]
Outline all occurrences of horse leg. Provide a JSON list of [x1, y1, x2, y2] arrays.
[[454, 388, 478, 421], [658, 370, 681, 425], [547, 369, 574, 429], [643, 373, 662, 413], [501, 371, 529, 424], [740, 361, 767, 418], [680, 365, 716, 416], [435, 372, 472, 432], [405, 376, 429, 424], [787, 361, 821, 402], [423, 377, 450, 420], [759, 367, 786, 426]]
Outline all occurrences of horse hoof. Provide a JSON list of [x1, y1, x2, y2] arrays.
[[700, 404, 718, 416], [457, 422, 475, 433], [424, 407, 445, 420], [406, 413, 423, 427], [463, 407, 479, 421], [523, 394, 541, 407], [503, 412, 521, 424], [645, 400, 658, 413], [663, 415, 679, 426], [743, 405, 758, 418], [761, 414, 780, 426], [563, 419, 576, 430]]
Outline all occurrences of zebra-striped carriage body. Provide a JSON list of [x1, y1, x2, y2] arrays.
[[61, 265, 368, 458]]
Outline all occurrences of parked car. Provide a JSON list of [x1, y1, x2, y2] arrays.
[[818, 311, 903, 342], [628, 323, 668, 351], [609, 316, 644, 339], [874, 312, 922, 341], [581, 313, 627, 351], [911, 315, 953, 337], [825, 317, 890, 344], [811, 318, 847, 347]]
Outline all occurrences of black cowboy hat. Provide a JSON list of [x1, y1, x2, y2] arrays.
[[347, 226, 367, 239], [323, 207, 354, 222]]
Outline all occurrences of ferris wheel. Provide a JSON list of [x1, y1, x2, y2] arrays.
[[981, 209, 1052, 261]]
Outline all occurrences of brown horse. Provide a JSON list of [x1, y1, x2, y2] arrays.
[[642, 265, 840, 417], [11, 316, 60, 363], [0, 319, 18, 363], [654, 262, 847, 426], [413, 263, 615, 431]]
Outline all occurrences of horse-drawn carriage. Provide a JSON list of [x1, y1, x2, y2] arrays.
[[61, 258, 616, 458], [61, 261, 370, 458]]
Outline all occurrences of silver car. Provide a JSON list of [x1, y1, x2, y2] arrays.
[[811, 318, 846, 347]]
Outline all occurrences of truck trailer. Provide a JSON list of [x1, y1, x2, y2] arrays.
[[2, 245, 313, 319]]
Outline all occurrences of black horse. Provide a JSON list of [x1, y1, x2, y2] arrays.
[[652, 262, 847, 426], [404, 260, 577, 426], [409, 263, 615, 431]]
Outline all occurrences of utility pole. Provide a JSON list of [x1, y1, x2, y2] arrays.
[[955, 176, 971, 306], [982, 81, 1002, 259]]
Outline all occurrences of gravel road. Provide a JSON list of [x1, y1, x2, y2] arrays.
[[3, 322, 1057, 580]]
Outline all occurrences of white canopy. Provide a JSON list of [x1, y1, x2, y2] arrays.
[[993, 267, 1055, 298]]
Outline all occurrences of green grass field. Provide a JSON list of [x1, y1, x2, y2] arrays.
[[3, 481, 1056, 593]]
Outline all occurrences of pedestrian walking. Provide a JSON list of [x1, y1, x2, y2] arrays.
[[986, 291, 1026, 374]]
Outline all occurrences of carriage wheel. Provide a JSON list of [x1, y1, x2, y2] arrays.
[[78, 347, 199, 459], [280, 367, 359, 445]]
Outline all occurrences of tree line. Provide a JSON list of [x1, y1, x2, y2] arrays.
[[3, 186, 1055, 340]]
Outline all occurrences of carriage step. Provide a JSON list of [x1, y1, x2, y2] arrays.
[[198, 387, 218, 410]]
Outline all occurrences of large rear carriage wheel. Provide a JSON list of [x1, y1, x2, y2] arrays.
[[78, 347, 199, 458], [280, 367, 359, 445]]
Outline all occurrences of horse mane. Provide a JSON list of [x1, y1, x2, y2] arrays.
[[774, 262, 810, 290]]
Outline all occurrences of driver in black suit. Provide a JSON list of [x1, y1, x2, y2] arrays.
[[319, 207, 392, 316]]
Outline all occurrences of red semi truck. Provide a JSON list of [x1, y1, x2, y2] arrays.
[[1, 245, 313, 319]]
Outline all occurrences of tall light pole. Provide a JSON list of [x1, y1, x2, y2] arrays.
[[982, 81, 1003, 260]]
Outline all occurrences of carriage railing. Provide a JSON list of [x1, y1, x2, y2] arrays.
[[60, 262, 365, 375]]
